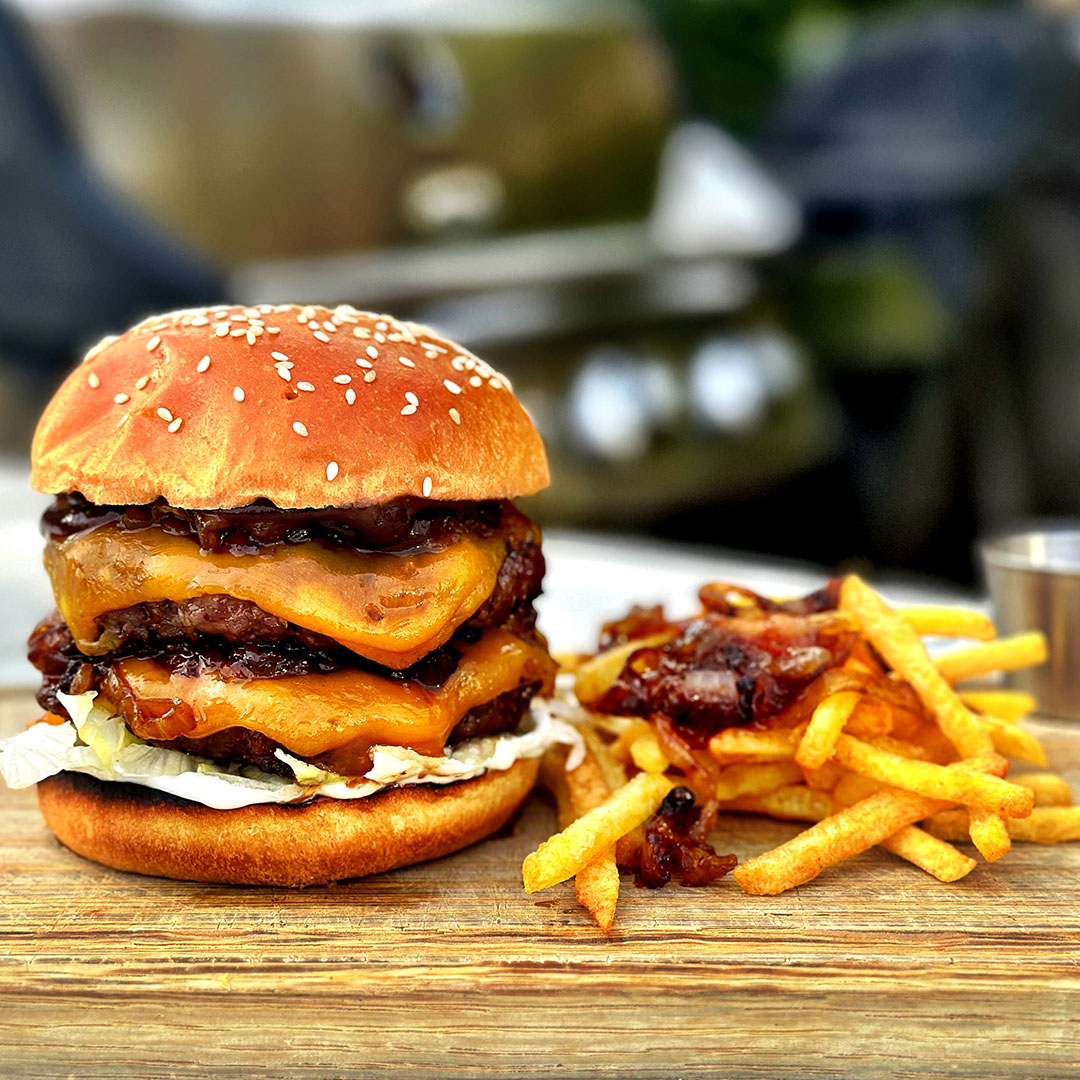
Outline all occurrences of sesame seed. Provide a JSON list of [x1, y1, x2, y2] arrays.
[[147, 336, 161, 351], [191, 316, 209, 327], [422, 476, 433, 497], [376, 320, 388, 331], [449, 407, 461, 425], [230, 314, 247, 322], [313, 331, 330, 343], [297, 382, 314, 392], [267, 327, 281, 334], [113, 393, 129, 404], [277, 368, 292, 381], [401, 404, 417, 416], [233, 386, 245, 402], [243, 308, 260, 317], [405, 391, 418, 405], [469, 375, 483, 387], [326, 461, 339, 482], [364, 370, 376, 383], [135, 375, 149, 390], [322, 321, 336, 333], [356, 358, 372, 369], [197, 355, 211, 373], [333, 374, 352, 384], [88, 372, 101, 389], [215, 325, 229, 337], [230, 328, 247, 338], [246, 331, 257, 345], [168, 417, 183, 433], [345, 388, 356, 404], [353, 327, 371, 339], [444, 379, 462, 395], [271, 351, 288, 362], [398, 356, 415, 368], [157, 407, 173, 422], [293, 421, 308, 437], [374, 332, 386, 343], [366, 345, 379, 359]]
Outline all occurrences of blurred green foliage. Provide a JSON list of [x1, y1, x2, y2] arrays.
[[642, 0, 993, 136]]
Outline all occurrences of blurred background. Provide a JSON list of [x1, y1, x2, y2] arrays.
[[2, 0, 1079, 586]]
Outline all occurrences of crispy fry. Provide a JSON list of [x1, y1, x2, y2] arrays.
[[714, 760, 804, 801], [1013, 773, 1072, 807], [578, 727, 647, 870], [839, 576, 992, 757], [831, 734, 1033, 818], [878, 825, 977, 882], [802, 760, 845, 791], [843, 697, 894, 737], [898, 606, 996, 641], [573, 631, 676, 705], [733, 756, 1006, 895], [628, 730, 670, 774], [935, 632, 1048, 684], [609, 718, 654, 762], [709, 727, 801, 764], [539, 749, 575, 829], [522, 773, 674, 893], [974, 714, 1048, 767], [720, 784, 832, 822], [924, 807, 1080, 844], [831, 770, 884, 806], [796, 691, 861, 771], [958, 689, 1037, 722], [968, 807, 1011, 862], [575, 851, 619, 930]]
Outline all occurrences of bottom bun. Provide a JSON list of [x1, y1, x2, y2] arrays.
[[37, 757, 540, 887]]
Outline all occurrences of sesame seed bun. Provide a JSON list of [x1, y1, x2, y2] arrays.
[[36, 756, 540, 887], [31, 304, 548, 509]]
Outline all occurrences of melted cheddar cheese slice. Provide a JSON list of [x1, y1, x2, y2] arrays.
[[45, 524, 505, 669], [99, 628, 554, 773]]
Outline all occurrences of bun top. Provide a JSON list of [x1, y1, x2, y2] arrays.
[[31, 305, 548, 509]]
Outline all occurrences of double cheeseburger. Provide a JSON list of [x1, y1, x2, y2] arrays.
[[3, 304, 571, 885]]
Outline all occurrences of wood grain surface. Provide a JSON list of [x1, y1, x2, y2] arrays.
[[2, 692, 1079, 1079]]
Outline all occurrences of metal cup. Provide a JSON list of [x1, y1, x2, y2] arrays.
[[981, 528, 1080, 720]]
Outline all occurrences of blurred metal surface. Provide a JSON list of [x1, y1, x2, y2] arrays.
[[18, 0, 674, 264], [983, 527, 1080, 721]]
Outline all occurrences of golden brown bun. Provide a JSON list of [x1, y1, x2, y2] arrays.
[[32, 305, 548, 509], [37, 757, 539, 887]]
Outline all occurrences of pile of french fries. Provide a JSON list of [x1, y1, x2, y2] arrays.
[[523, 575, 1080, 929]]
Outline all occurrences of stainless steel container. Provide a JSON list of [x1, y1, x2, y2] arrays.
[[981, 528, 1080, 720]]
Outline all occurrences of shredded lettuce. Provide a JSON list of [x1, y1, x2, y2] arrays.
[[0, 690, 584, 810]]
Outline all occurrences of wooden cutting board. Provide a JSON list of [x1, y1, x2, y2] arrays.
[[2, 691, 1079, 1080]]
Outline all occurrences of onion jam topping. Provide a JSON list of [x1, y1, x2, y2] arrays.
[[42, 492, 510, 556]]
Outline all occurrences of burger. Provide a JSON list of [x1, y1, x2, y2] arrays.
[[0, 304, 577, 886]]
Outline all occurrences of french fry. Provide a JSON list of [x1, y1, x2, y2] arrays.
[[974, 714, 1048, 767], [878, 825, 977, 882], [1013, 773, 1072, 807], [565, 745, 612, 817], [958, 690, 1037, 722], [709, 727, 801, 764], [935, 632, 1048, 685], [968, 807, 1011, 862], [832, 771, 884, 805], [573, 632, 675, 705], [898, 606, 996, 641], [579, 727, 645, 872], [839, 576, 992, 757], [714, 760, 803, 801], [733, 756, 1006, 895], [831, 734, 1033, 818], [796, 691, 861, 771], [574, 852, 619, 930], [801, 760, 845, 791], [523, 773, 674, 893], [609, 718, 655, 762], [843, 697, 894, 737], [628, 730, 670, 774], [924, 807, 1080, 844], [720, 784, 832, 822]]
